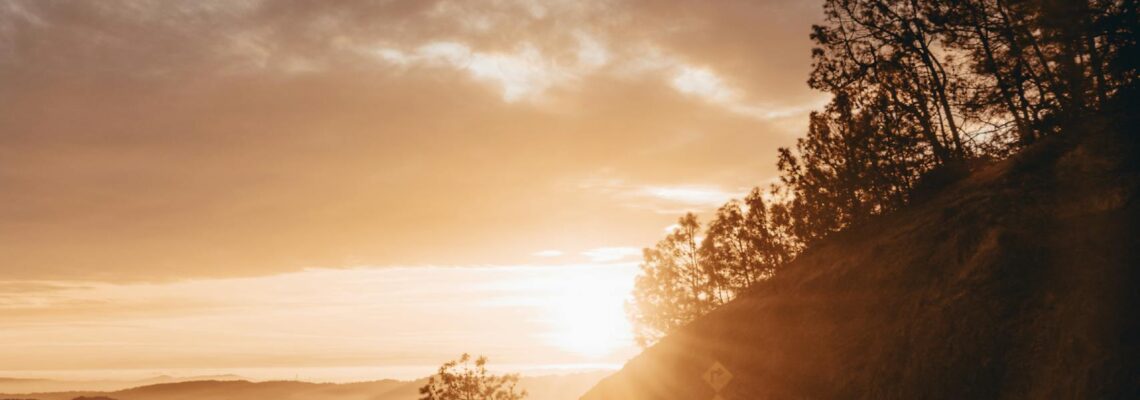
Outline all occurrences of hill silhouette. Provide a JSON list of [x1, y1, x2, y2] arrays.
[[0, 371, 609, 400], [0, 375, 244, 394], [583, 116, 1140, 398]]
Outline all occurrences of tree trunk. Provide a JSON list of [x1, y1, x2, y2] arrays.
[[973, 12, 1032, 145]]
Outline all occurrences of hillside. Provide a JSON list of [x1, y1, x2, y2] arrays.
[[583, 115, 1140, 399], [0, 375, 245, 394], [0, 380, 412, 400], [1, 371, 609, 400]]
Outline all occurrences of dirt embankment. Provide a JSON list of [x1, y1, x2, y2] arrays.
[[583, 117, 1140, 399]]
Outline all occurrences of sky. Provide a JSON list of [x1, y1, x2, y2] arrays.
[[0, 0, 825, 381]]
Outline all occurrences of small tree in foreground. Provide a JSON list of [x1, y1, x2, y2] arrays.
[[418, 353, 527, 400]]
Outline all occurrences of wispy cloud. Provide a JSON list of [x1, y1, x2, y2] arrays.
[[637, 185, 739, 206], [532, 249, 564, 258], [0, 0, 830, 382], [581, 247, 641, 263], [370, 41, 584, 102], [0, 264, 639, 377], [0, 0, 823, 282], [670, 64, 831, 122], [578, 176, 746, 214]]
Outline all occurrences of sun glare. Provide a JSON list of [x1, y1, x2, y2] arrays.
[[539, 265, 636, 359]]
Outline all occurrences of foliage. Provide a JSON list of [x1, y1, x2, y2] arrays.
[[628, 213, 707, 346], [788, 0, 1138, 234], [778, 93, 925, 243], [629, 190, 794, 345], [629, 0, 1138, 346], [418, 354, 526, 400]]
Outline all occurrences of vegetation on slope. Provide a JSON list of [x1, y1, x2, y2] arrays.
[[629, 0, 1139, 348], [588, 108, 1140, 398]]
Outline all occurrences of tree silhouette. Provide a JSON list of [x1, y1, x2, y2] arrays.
[[628, 213, 710, 346], [701, 189, 795, 296], [418, 353, 526, 400], [629, 199, 795, 345], [628, 0, 1138, 347], [777, 93, 925, 243]]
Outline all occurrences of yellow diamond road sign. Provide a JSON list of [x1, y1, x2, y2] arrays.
[[702, 361, 733, 392]]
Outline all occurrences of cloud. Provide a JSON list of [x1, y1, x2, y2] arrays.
[[0, 281, 83, 294], [369, 41, 583, 102], [669, 64, 830, 122], [577, 175, 746, 214], [0, 0, 830, 380], [672, 65, 735, 102], [532, 249, 564, 258], [581, 247, 641, 263], [0, 264, 639, 376], [0, 0, 822, 281], [638, 184, 742, 207]]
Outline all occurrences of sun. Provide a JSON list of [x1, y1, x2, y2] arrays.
[[541, 265, 636, 359]]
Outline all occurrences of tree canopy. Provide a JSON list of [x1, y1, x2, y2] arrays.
[[629, 0, 1138, 346]]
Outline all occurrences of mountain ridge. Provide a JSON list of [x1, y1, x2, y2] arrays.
[[1, 370, 611, 400], [0, 375, 245, 394]]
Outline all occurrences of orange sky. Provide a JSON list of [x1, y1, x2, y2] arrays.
[[0, 0, 824, 380]]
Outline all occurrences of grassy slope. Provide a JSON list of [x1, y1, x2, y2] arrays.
[[583, 115, 1140, 399]]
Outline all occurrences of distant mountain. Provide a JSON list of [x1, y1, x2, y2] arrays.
[[0, 375, 244, 394], [0, 371, 610, 400]]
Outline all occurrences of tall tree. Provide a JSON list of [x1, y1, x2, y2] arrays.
[[701, 188, 795, 292], [810, 0, 970, 163], [778, 93, 923, 244], [629, 194, 799, 346], [628, 213, 718, 346], [627, 0, 1136, 349]]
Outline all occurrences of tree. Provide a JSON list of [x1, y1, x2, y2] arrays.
[[628, 213, 717, 346], [794, 0, 1137, 241], [629, 194, 798, 346], [778, 93, 924, 244], [418, 354, 526, 400], [809, 0, 970, 163], [810, 0, 1137, 153], [701, 189, 796, 292], [627, 0, 1137, 349]]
